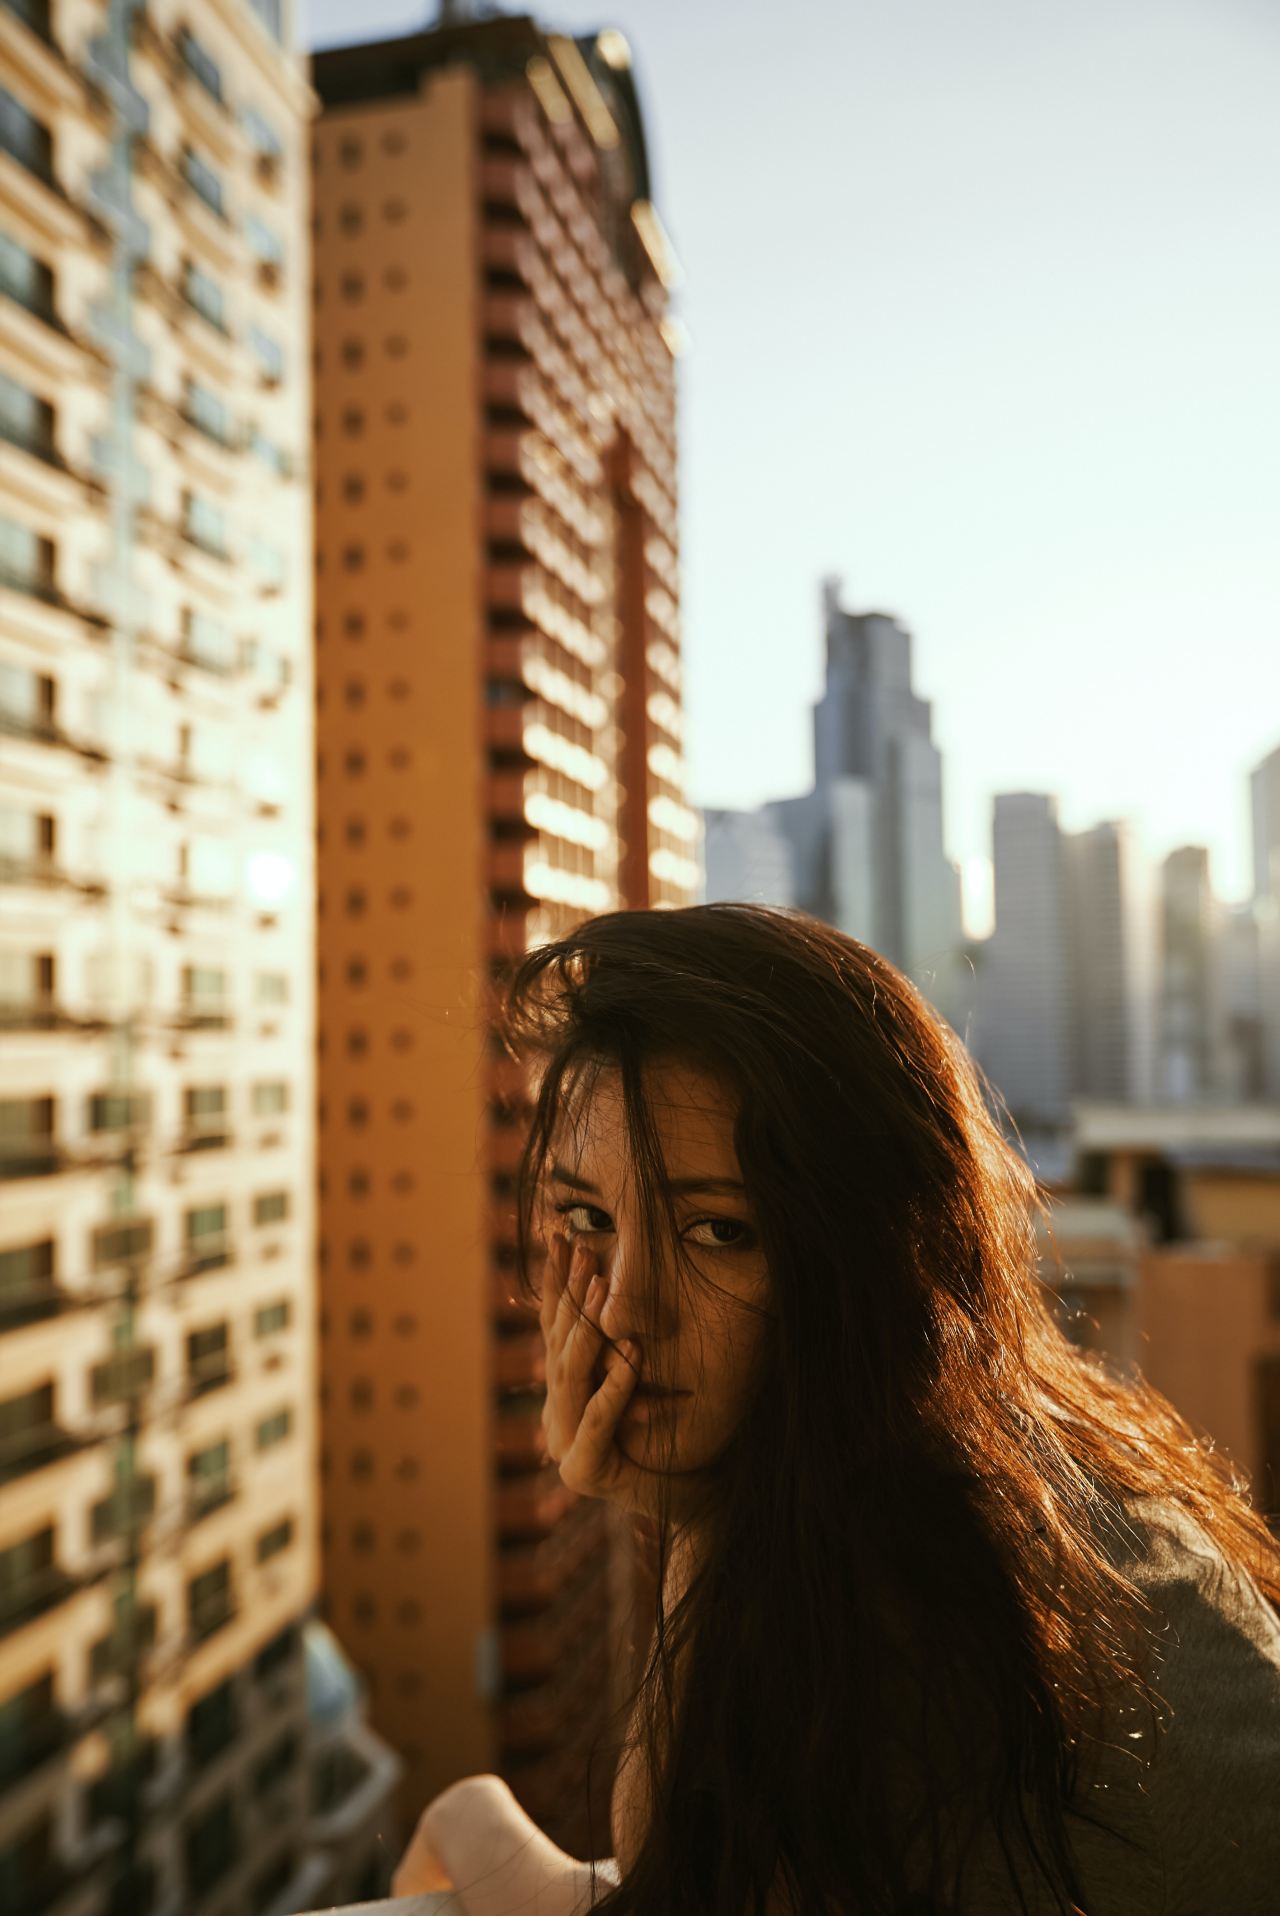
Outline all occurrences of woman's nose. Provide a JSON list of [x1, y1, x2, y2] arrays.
[[597, 1233, 677, 1338]]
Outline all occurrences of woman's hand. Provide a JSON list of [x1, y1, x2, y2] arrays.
[[540, 1231, 664, 1520]]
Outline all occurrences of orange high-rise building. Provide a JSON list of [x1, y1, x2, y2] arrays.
[[310, 11, 697, 1856]]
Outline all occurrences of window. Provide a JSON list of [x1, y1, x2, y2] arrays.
[[181, 145, 225, 219], [0, 1095, 55, 1175], [182, 258, 227, 333], [0, 231, 54, 322], [178, 27, 223, 103], [0, 665, 54, 742], [182, 1085, 228, 1148], [181, 605, 235, 674], [184, 1789, 236, 1895], [0, 370, 54, 460], [89, 1218, 152, 1279], [246, 0, 283, 43], [248, 425, 289, 477], [255, 968, 288, 1006], [254, 1298, 291, 1338], [184, 1202, 229, 1272], [251, 1080, 288, 1116], [247, 324, 284, 385], [0, 515, 54, 597], [244, 212, 284, 270], [89, 1345, 154, 1407], [0, 86, 53, 186], [253, 1190, 289, 1227], [90, 1473, 155, 1543], [182, 963, 229, 1023], [182, 491, 229, 561], [254, 1622, 296, 1684], [252, 1729, 297, 1798], [0, 1524, 56, 1633], [255, 1407, 292, 1451], [87, 1090, 149, 1133], [183, 376, 234, 447], [188, 1439, 232, 1519], [242, 104, 283, 164], [0, 1381, 54, 1484], [89, 1593, 156, 1684], [187, 1558, 233, 1643], [256, 1516, 294, 1563], [186, 1323, 230, 1396]]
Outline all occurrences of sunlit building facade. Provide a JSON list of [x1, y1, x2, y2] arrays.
[[0, 0, 396, 1910], [311, 10, 697, 1860]]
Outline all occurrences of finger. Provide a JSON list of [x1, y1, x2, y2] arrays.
[[549, 1241, 595, 1356], [561, 1340, 642, 1492], [539, 1229, 571, 1340]]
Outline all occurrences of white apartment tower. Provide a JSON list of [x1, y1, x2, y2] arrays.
[[0, 2, 395, 1913]]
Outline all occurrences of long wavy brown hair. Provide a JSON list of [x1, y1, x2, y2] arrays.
[[495, 902, 1280, 1914]]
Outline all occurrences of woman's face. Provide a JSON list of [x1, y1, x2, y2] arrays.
[[544, 1057, 772, 1488]]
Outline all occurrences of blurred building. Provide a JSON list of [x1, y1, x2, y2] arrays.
[[1156, 846, 1233, 1103], [0, 0, 396, 1911], [1062, 820, 1158, 1107], [310, 9, 696, 1859], [973, 794, 1074, 1127], [973, 802, 1159, 1130], [1039, 1102, 1280, 1519], [700, 804, 793, 908], [762, 578, 969, 1034], [1251, 742, 1280, 904]]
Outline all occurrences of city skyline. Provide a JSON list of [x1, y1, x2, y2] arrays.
[[306, 0, 1280, 935]]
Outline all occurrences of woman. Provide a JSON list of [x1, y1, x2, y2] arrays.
[[394, 902, 1280, 1914]]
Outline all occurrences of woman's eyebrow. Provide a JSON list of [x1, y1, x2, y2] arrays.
[[548, 1165, 746, 1197]]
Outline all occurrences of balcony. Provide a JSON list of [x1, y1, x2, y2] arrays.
[[0, 1136, 61, 1179], [186, 1358, 234, 1400], [0, 1562, 80, 1643], [0, 1280, 64, 1331], [0, 1419, 84, 1488], [181, 1236, 232, 1278]]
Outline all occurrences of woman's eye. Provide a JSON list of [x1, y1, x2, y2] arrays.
[[685, 1217, 754, 1249], [560, 1203, 612, 1236]]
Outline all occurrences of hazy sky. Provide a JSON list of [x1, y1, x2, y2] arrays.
[[305, 0, 1279, 935]]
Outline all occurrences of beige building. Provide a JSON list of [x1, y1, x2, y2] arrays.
[[310, 9, 697, 1863], [1037, 1101, 1280, 1520], [0, 0, 396, 1911]]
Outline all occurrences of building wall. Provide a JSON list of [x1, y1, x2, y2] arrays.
[[1138, 1247, 1280, 1508]]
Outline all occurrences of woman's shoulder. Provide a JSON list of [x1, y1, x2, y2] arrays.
[[1070, 1486, 1280, 1916]]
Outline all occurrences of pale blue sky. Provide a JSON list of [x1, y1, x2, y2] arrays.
[[305, 0, 1280, 936]]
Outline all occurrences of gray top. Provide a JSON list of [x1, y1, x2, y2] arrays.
[[945, 1494, 1280, 1915]]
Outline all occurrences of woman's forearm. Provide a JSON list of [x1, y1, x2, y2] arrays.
[[421, 1778, 619, 1916]]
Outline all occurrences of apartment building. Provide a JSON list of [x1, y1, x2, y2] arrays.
[[0, 0, 396, 1911], [310, 9, 697, 1860]]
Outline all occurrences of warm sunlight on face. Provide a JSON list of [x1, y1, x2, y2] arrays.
[[545, 1058, 772, 1484]]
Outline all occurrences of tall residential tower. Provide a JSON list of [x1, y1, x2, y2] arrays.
[[311, 12, 696, 1859], [0, 0, 395, 1911]]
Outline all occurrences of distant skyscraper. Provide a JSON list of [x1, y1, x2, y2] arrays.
[[1063, 821, 1157, 1106], [311, 11, 696, 1860], [973, 795, 1074, 1126], [1250, 742, 1280, 902], [701, 806, 794, 907], [1157, 847, 1231, 1102], [1248, 741, 1280, 1097], [768, 579, 967, 1030]]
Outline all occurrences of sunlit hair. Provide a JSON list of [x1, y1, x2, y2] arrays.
[[496, 902, 1280, 1914]]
